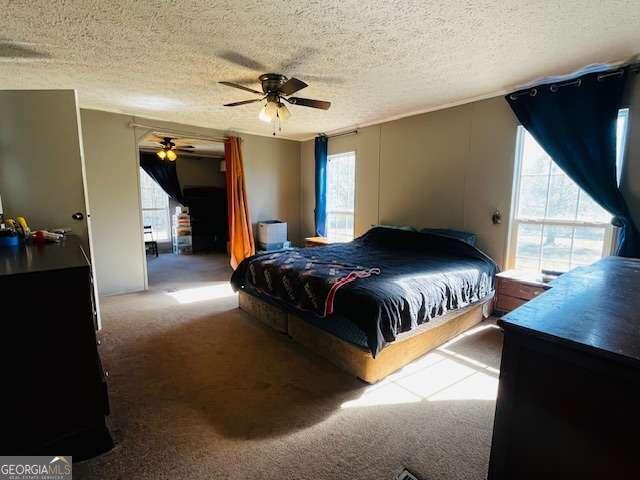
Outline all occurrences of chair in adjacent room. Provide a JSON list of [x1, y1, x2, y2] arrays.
[[144, 225, 159, 257]]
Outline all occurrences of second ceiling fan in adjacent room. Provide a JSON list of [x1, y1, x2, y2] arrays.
[[151, 136, 195, 161]]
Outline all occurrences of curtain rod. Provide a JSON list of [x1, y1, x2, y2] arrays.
[[322, 129, 358, 139], [128, 122, 228, 143], [509, 62, 640, 100]]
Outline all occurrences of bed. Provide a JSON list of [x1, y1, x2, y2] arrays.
[[231, 226, 498, 383]]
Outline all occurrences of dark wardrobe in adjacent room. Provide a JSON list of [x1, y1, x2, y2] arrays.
[[183, 186, 227, 253]]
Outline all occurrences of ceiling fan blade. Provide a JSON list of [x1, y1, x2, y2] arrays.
[[279, 77, 308, 96], [219, 81, 262, 95], [286, 97, 331, 110], [176, 148, 195, 153], [147, 134, 166, 143], [224, 98, 263, 107]]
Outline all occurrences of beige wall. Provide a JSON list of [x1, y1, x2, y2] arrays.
[[621, 74, 640, 223], [81, 109, 300, 296], [0, 91, 91, 246], [81, 109, 147, 296], [177, 155, 226, 190], [301, 96, 518, 269], [241, 133, 301, 245]]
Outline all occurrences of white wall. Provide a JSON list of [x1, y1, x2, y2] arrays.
[[81, 109, 300, 296]]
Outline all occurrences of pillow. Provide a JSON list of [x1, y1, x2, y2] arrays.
[[420, 228, 477, 246], [372, 224, 417, 232]]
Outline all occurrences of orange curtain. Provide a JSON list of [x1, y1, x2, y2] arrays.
[[224, 136, 255, 269]]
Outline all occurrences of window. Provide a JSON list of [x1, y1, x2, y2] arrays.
[[508, 109, 629, 273], [140, 168, 171, 242], [326, 151, 356, 241]]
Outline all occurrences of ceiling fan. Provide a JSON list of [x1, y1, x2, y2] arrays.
[[220, 73, 331, 133], [150, 135, 195, 161]]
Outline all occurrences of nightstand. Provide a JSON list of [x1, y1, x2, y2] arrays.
[[304, 236, 334, 247], [494, 270, 552, 315]]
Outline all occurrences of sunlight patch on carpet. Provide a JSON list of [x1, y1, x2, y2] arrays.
[[341, 381, 422, 408], [166, 283, 237, 304], [341, 323, 500, 408]]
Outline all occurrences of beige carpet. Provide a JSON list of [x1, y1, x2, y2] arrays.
[[75, 253, 502, 480]]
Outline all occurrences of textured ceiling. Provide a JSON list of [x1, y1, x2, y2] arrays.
[[1, 1, 639, 140]]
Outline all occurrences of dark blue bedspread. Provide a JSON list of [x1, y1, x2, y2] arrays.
[[231, 227, 498, 356]]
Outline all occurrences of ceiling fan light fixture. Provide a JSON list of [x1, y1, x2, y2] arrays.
[[166, 149, 177, 161], [220, 74, 330, 133], [277, 102, 290, 121], [258, 104, 271, 123], [157, 149, 167, 160], [259, 99, 279, 123]]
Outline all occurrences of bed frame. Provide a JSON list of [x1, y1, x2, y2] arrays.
[[239, 291, 489, 383]]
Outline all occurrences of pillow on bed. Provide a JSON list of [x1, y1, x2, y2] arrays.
[[372, 224, 417, 232], [420, 228, 477, 246]]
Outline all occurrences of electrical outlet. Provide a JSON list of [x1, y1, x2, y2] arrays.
[[397, 468, 420, 480]]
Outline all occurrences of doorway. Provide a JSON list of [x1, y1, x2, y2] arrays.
[[137, 132, 228, 290]]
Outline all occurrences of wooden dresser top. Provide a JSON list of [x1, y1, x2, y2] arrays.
[[500, 256, 640, 368], [0, 237, 88, 277]]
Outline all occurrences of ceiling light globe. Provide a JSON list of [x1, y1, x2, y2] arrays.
[[265, 100, 278, 120], [277, 103, 291, 121], [166, 149, 177, 161], [258, 105, 271, 123], [157, 150, 167, 160]]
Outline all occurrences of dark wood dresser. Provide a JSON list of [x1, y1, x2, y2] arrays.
[[488, 257, 640, 479], [0, 238, 112, 459]]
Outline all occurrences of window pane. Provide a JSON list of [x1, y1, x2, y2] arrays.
[[572, 227, 605, 266], [510, 120, 626, 274], [576, 192, 611, 224], [546, 174, 578, 221], [518, 175, 547, 219], [617, 109, 629, 186], [142, 209, 170, 241], [540, 225, 572, 272], [521, 131, 551, 175], [515, 256, 540, 272], [326, 151, 356, 240], [140, 168, 170, 242], [516, 223, 542, 262]]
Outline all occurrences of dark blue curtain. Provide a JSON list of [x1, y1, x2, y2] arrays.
[[314, 135, 328, 236], [506, 67, 639, 258], [139, 152, 186, 206]]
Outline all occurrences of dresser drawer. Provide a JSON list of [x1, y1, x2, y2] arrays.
[[495, 294, 528, 313], [498, 279, 547, 300]]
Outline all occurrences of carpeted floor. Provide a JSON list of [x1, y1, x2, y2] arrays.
[[75, 253, 502, 480]]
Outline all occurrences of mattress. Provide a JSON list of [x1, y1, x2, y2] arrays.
[[231, 227, 498, 356]]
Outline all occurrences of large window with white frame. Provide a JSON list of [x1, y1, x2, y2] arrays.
[[508, 109, 629, 273], [326, 151, 356, 241], [140, 167, 172, 242]]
